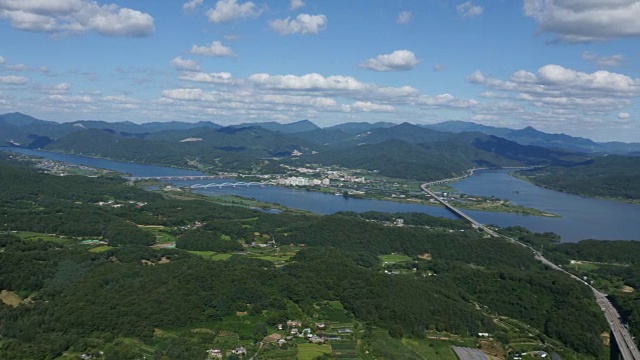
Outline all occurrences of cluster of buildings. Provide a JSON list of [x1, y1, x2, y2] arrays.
[[274, 176, 330, 187]]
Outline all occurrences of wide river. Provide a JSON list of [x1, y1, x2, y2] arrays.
[[3, 148, 639, 242]]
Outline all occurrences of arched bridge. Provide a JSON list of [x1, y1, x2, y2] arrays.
[[190, 181, 273, 189]]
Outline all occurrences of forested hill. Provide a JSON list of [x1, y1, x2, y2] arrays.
[[40, 122, 585, 181], [518, 155, 640, 201], [0, 154, 609, 359]]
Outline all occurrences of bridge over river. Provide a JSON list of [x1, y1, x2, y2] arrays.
[[421, 183, 640, 360]]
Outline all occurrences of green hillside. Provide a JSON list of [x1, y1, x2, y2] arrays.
[[519, 156, 640, 200]]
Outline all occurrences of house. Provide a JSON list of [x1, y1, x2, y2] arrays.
[[207, 349, 223, 359], [287, 320, 302, 327], [309, 335, 325, 344], [337, 328, 352, 334], [315, 322, 326, 329], [232, 347, 247, 355]]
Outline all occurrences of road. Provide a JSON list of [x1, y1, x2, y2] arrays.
[[421, 182, 640, 360], [420, 184, 499, 237]]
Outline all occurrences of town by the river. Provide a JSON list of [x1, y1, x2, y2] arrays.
[[3, 147, 639, 243]]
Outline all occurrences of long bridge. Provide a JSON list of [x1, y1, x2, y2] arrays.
[[125, 175, 229, 181], [420, 183, 499, 237], [421, 182, 639, 359], [190, 181, 271, 189]]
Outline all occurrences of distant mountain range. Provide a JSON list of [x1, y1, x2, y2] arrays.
[[0, 111, 637, 182], [2, 112, 638, 155]]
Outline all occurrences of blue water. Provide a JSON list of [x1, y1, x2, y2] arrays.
[[3, 147, 639, 242]]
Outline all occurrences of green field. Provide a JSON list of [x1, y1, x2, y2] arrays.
[[402, 337, 470, 360], [12, 231, 74, 245], [139, 225, 176, 244], [298, 344, 331, 360], [88, 245, 113, 253], [379, 254, 412, 264], [189, 251, 233, 261]]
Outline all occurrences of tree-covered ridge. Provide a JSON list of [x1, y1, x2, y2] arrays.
[[39, 121, 588, 180], [0, 159, 610, 359], [519, 156, 640, 200]]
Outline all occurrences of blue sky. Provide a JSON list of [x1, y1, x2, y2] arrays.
[[0, 0, 639, 142]]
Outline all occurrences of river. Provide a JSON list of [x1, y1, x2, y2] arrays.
[[3, 147, 639, 242]]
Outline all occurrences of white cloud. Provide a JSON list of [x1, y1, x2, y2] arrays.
[[206, 0, 261, 23], [457, 1, 484, 19], [170, 56, 201, 71], [359, 50, 419, 72], [183, 0, 203, 11], [190, 41, 235, 57], [618, 112, 631, 119], [269, 14, 327, 35], [0, 0, 154, 37], [0, 56, 5, 64], [396, 11, 412, 24], [468, 64, 640, 115], [179, 72, 234, 84], [290, 0, 305, 11], [418, 94, 478, 108], [247, 72, 420, 104], [349, 101, 395, 112], [0, 75, 29, 85], [37, 82, 71, 94], [433, 64, 445, 72], [5, 63, 30, 71], [582, 51, 624, 67], [524, 0, 640, 42]]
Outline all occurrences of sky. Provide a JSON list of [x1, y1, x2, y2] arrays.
[[0, 0, 639, 142]]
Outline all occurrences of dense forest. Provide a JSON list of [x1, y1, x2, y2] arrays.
[[518, 156, 640, 201], [0, 152, 620, 359]]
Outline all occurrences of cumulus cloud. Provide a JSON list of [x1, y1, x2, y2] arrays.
[[290, 0, 305, 11], [170, 56, 200, 71], [247, 72, 420, 104], [183, 0, 203, 11], [582, 51, 624, 67], [190, 41, 235, 57], [0, 56, 5, 64], [468, 64, 640, 112], [206, 0, 261, 23], [396, 11, 412, 24], [433, 64, 445, 72], [0, 75, 29, 85], [418, 94, 478, 108], [0, 0, 155, 37], [349, 101, 395, 112], [269, 14, 327, 35], [524, 0, 640, 42], [457, 1, 484, 19], [618, 112, 631, 119], [179, 71, 235, 84], [359, 50, 419, 72]]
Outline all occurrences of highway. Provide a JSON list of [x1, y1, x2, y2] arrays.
[[421, 182, 640, 360], [420, 184, 499, 237]]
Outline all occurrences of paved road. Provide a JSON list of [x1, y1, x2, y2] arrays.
[[452, 346, 489, 360]]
